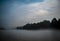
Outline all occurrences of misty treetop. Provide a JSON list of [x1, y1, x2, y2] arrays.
[[16, 18, 60, 30], [0, 18, 60, 30]]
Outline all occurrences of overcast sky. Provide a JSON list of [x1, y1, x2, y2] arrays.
[[0, 0, 60, 29]]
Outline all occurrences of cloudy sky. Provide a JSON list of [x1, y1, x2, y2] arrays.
[[0, 0, 60, 29]]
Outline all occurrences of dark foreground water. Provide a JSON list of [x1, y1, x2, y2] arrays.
[[0, 29, 60, 41]]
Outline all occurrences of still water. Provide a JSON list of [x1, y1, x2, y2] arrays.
[[0, 29, 60, 41]]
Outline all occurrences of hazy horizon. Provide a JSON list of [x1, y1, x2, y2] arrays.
[[1, 0, 60, 29]]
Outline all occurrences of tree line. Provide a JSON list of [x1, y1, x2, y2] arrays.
[[0, 18, 60, 30], [16, 18, 60, 30]]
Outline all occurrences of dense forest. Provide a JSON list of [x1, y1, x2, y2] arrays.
[[16, 18, 60, 30], [0, 18, 60, 30]]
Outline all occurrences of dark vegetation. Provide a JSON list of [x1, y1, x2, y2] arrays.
[[0, 18, 60, 30], [16, 18, 60, 30]]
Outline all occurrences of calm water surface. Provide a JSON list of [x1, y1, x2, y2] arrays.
[[0, 29, 60, 41]]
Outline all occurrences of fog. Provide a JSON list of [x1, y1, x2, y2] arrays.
[[0, 0, 60, 41], [0, 29, 60, 41], [1, 0, 60, 29]]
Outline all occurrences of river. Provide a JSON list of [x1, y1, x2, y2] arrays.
[[0, 29, 60, 41]]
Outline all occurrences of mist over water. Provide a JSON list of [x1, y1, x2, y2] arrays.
[[1, 29, 52, 41], [0, 0, 60, 41], [0, 29, 60, 41], [1, 0, 60, 29]]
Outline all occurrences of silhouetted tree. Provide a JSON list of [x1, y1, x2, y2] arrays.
[[16, 18, 60, 30], [16, 20, 50, 30], [57, 19, 60, 29], [51, 18, 58, 29], [58, 19, 60, 26]]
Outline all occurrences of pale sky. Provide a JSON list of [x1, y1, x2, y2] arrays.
[[0, 0, 60, 29]]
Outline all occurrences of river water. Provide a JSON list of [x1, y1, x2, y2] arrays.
[[0, 29, 60, 41]]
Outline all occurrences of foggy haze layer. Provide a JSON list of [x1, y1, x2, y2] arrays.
[[1, 0, 60, 29]]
